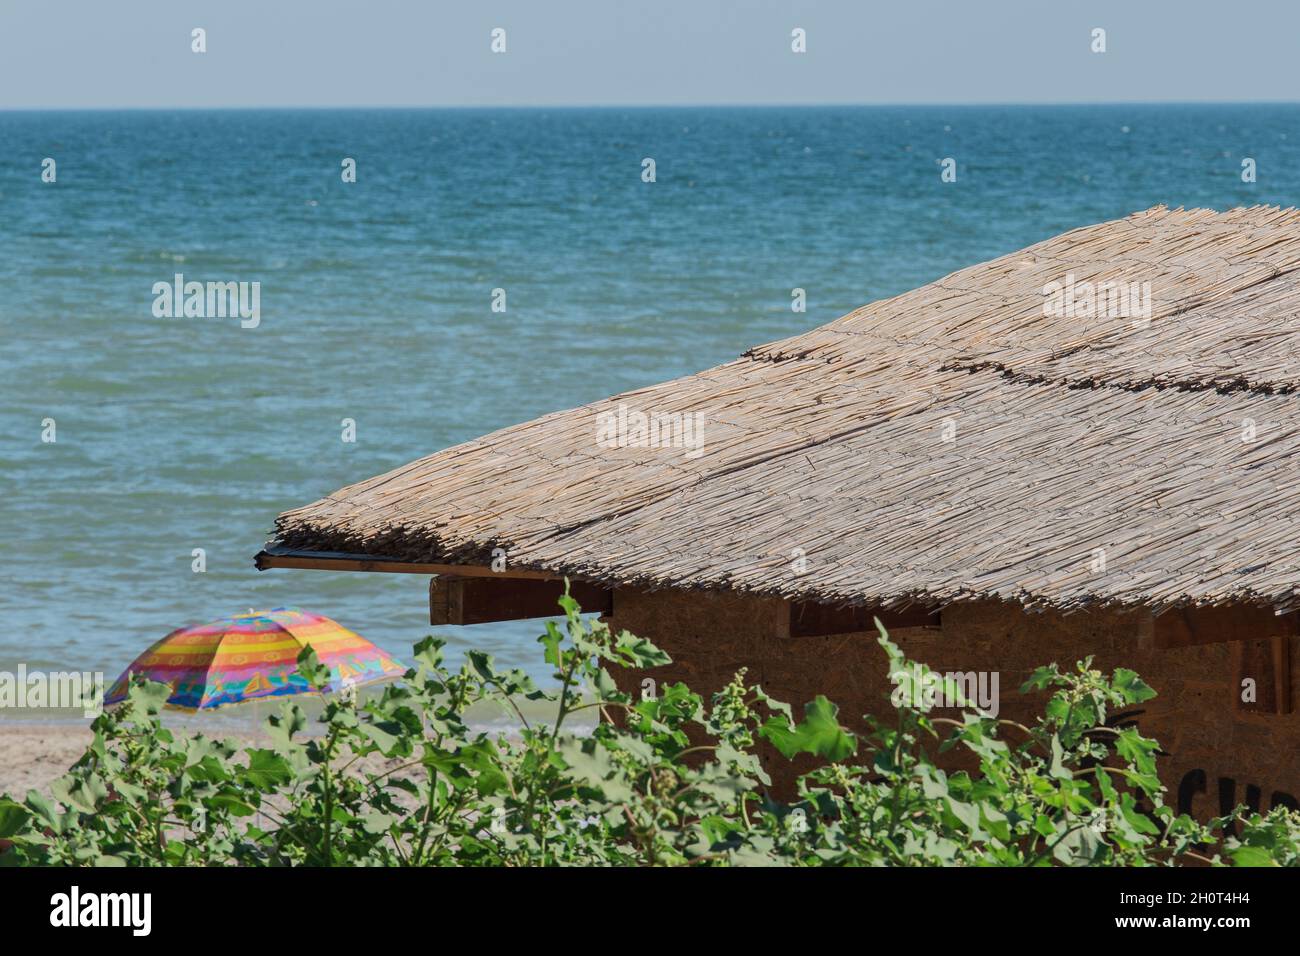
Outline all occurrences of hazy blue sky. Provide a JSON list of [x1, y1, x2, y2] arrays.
[[2, 0, 1297, 109]]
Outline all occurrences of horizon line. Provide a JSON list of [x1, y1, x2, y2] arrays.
[[3, 99, 1300, 114]]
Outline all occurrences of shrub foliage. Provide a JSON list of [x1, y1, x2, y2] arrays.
[[1, 591, 1296, 866]]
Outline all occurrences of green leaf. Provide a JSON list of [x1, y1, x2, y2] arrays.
[[127, 677, 174, 715], [1114, 728, 1160, 780], [539, 622, 564, 668], [265, 702, 307, 749], [1048, 734, 1071, 780], [1112, 668, 1157, 704], [1230, 845, 1277, 867], [207, 794, 258, 817], [613, 631, 672, 669], [295, 645, 331, 689], [556, 737, 633, 803], [50, 774, 109, 814], [411, 636, 445, 674], [0, 799, 31, 839], [360, 721, 408, 758], [23, 790, 65, 834], [760, 696, 857, 762], [242, 749, 293, 790]]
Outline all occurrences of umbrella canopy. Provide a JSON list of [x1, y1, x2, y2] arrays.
[[105, 607, 404, 710]]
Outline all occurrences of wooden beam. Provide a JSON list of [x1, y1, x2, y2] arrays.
[[429, 576, 452, 624], [1152, 606, 1296, 715], [255, 547, 566, 581], [430, 576, 612, 626], [790, 601, 939, 638], [1234, 635, 1293, 715], [1153, 605, 1298, 649], [1274, 635, 1293, 716]]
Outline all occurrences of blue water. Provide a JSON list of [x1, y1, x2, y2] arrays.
[[1, 104, 1296, 688]]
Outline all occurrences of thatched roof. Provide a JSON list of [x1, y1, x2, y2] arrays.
[[271, 206, 1300, 613]]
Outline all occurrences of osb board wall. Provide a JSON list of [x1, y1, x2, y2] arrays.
[[608, 587, 1300, 819], [607, 587, 808, 789]]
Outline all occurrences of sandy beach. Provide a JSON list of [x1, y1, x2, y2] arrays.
[[0, 724, 279, 798], [0, 725, 101, 796], [0, 703, 557, 800]]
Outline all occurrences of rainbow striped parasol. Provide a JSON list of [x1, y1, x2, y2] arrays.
[[105, 607, 405, 711]]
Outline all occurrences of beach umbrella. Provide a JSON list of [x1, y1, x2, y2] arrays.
[[105, 607, 404, 711]]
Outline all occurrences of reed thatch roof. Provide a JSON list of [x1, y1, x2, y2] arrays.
[[271, 206, 1300, 612]]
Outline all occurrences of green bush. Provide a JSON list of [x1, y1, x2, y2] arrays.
[[1, 589, 1296, 866]]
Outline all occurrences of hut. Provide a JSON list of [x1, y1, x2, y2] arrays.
[[257, 205, 1300, 816]]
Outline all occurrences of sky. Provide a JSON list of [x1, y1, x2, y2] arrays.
[[2, 0, 1298, 110]]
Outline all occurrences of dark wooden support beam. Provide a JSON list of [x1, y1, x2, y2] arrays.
[[255, 546, 569, 581], [790, 602, 939, 638], [1152, 605, 1296, 715], [1234, 635, 1293, 716], [429, 576, 612, 626], [1275, 635, 1293, 716], [1153, 605, 1298, 649]]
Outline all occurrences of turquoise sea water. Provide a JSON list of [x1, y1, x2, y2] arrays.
[[2, 104, 1297, 689]]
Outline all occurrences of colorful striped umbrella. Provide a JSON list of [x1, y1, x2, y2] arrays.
[[105, 607, 405, 711]]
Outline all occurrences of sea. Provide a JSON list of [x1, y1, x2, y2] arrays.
[[2, 103, 1296, 705]]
